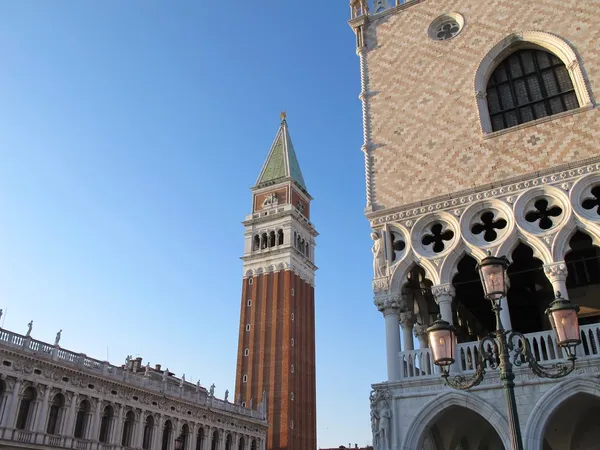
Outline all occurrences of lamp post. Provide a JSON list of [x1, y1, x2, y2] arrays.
[[427, 254, 581, 450]]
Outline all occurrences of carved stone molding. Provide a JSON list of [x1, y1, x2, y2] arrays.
[[373, 276, 390, 293], [369, 160, 600, 227], [543, 262, 568, 283]]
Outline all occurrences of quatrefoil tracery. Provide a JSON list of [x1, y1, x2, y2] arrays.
[[390, 231, 406, 262], [422, 223, 455, 253], [525, 198, 563, 230], [582, 185, 600, 216], [471, 211, 507, 243]]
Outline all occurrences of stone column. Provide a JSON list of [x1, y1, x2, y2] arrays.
[[2, 379, 21, 428], [204, 426, 212, 450], [543, 262, 570, 300], [134, 411, 145, 449], [375, 294, 402, 382], [189, 423, 197, 450], [432, 284, 460, 372], [399, 312, 416, 351], [413, 324, 429, 349], [90, 399, 102, 443], [152, 415, 164, 450], [499, 296, 513, 331], [431, 284, 455, 325], [35, 384, 51, 434], [113, 404, 125, 446], [64, 393, 79, 437]]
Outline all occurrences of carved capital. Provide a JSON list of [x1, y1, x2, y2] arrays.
[[543, 262, 568, 283], [374, 293, 401, 313], [431, 284, 455, 301], [399, 311, 416, 328], [413, 324, 429, 341]]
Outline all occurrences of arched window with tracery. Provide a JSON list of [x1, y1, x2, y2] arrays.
[[142, 415, 154, 450], [46, 393, 65, 435], [211, 430, 219, 450], [99, 405, 114, 443], [16, 386, 36, 430], [181, 424, 190, 450], [74, 399, 91, 439], [486, 48, 579, 131], [121, 410, 135, 447], [196, 427, 205, 450], [162, 420, 173, 450]]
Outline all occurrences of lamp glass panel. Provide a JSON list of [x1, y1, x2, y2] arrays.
[[551, 308, 580, 344], [428, 328, 455, 366], [479, 263, 506, 301]]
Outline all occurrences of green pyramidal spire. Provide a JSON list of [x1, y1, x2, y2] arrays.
[[255, 113, 308, 193]]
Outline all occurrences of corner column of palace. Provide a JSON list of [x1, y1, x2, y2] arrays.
[[375, 293, 402, 381]]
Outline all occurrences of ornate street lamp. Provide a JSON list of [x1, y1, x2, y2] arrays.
[[426, 254, 581, 450], [427, 317, 455, 367]]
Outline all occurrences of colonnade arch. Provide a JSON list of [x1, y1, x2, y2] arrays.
[[524, 376, 600, 450], [401, 391, 510, 450]]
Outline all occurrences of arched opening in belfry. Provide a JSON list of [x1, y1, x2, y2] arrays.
[[542, 392, 600, 450], [418, 406, 504, 450]]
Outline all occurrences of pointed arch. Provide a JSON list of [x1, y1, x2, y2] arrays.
[[474, 31, 593, 134], [553, 220, 600, 262], [401, 390, 511, 449], [389, 254, 439, 294], [439, 242, 487, 285], [495, 232, 552, 266], [523, 376, 600, 450]]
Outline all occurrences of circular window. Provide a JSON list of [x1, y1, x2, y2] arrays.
[[428, 13, 465, 41], [436, 21, 460, 40]]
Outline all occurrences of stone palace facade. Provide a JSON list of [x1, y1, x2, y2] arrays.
[[0, 326, 267, 450], [349, 0, 600, 449]]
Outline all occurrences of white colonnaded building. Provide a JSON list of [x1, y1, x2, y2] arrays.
[[0, 323, 267, 450], [348, 0, 600, 449]]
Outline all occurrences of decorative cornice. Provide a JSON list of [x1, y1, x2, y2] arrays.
[[0, 350, 266, 431], [368, 158, 600, 226]]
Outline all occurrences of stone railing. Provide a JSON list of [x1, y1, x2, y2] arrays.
[[349, 0, 419, 20], [0, 427, 130, 450], [0, 328, 265, 421], [400, 323, 600, 380]]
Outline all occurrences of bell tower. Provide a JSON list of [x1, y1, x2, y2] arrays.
[[234, 113, 317, 450]]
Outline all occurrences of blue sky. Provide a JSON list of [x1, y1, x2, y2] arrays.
[[0, 2, 385, 447]]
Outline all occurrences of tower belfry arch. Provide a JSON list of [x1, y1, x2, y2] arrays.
[[234, 114, 317, 450]]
